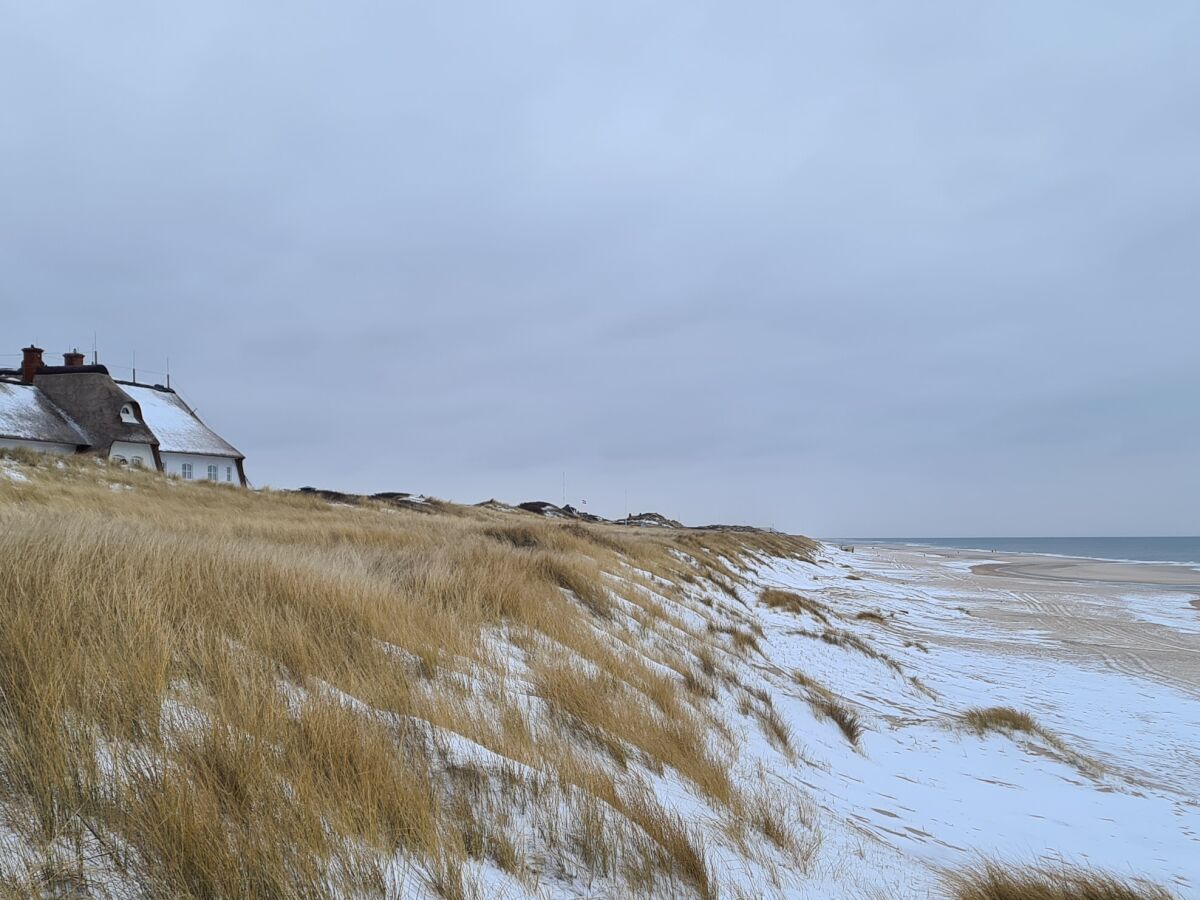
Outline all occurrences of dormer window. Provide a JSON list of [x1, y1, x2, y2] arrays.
[[119, 404, 139, 424]]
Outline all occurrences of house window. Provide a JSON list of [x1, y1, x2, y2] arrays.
[[225, 466, 233, 482], [181, 463, 193, 480], [119, 404, 139, 424], [131, 456, 144, 468], [207, 464, 218, 481], [111, 455, 127, 466]]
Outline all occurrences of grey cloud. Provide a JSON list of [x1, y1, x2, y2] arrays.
[[2, 1, 1197, 535]]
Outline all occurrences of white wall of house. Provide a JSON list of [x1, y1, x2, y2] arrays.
[[108, 441, 156, 469], [160, 451, 239, 484], [0, 437, 76, 455]]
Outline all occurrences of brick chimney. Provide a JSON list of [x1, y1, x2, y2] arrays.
[[20, 345, 44, 383], [63, 349, 86, 367]]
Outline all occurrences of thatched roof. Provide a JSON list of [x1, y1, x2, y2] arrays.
[[0, 381, 89, 446], [1, 364, 243, 465], [120, 384, 242, 458], [34, 372, 159, 454]]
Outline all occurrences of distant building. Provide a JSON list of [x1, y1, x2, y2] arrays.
[[0, 345, 246, 484]]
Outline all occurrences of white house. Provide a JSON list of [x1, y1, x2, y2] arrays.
[[0, 345, 246, 484]]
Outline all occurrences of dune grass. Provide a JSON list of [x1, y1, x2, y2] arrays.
[[789, 671, 862, 748], [962, 707, 1038, 735], [946, 860, 1174, 900], [707, 621, 762, 656], [854, 610, 887, 624], [0, 450, 818, 897], [759, 588, 831, 624], [801, 626, 905, 673], [959, 707, 1102, 777], [809, 697, 864, 748]]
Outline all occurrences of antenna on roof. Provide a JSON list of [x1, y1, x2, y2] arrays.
[[166, 356, 170, 389], [92, 331, 98, 365], [132, 349, 136, 384]]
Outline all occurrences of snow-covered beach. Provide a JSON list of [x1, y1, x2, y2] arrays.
[[5, 455, 1197, 897], [741, 543, 1200, 897]]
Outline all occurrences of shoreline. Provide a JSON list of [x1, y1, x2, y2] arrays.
[[858, 542, 1200, 592], [849, 543, 1200, 701], [847, 539, 1200, 571], [970, 558, 1200, 591], [793, 543, 1200, 890]]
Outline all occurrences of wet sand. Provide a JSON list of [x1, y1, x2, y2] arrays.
[[869, 545, 1200, 700], [971, 556, 1200, 591]]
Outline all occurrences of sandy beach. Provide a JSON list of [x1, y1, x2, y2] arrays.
[[740, 543, 1200, 895], [870, 545, 1200, 700], [972, 555, 1200, 590]]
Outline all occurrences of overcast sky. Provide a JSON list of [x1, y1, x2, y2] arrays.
[[2, 3, 1197, 536]]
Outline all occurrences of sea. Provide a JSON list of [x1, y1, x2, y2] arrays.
[[849, 537, 1200, 567]]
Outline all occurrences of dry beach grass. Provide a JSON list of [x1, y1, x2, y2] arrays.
[[0, 451, 1179, 897], [959, 706, 1103, 777], [948, 861, 1175, 900], [0, 450, 817, 897]]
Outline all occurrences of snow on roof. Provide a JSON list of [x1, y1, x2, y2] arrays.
[[0, 381, 89, 445], [120, 384, 242, 458]]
